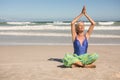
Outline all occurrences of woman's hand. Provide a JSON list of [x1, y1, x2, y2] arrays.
[[81, 6, 87, 15]]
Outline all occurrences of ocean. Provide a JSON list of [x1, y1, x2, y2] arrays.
[[0, 21, 120, 45]]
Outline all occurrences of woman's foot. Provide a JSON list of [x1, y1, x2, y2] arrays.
[[71, 64, 78, 68], [83, 64, 96, 68], [71, 61, 84, 68]]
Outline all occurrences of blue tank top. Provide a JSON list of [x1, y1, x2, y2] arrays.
[[73, 35, 88, 56]]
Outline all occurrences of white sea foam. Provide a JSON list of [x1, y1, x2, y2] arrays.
[[0, 25, 70, 30], [1, 21, 117, 26], [47, 21, 70, 25], [0, 25, 120, 30], [91, 34, 120, 38], [53, 21, 63, 24], [0, 32, 120, 38], [84, 22, 91, 25], [98, 22, 114, 25], [86, 26, 120, 30], [7, 22, 35, 25]]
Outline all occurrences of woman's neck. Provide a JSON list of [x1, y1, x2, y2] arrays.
[[78, 32, 84, 36]]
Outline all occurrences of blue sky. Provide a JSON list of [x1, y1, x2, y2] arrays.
[[0, 0, 120, 21]]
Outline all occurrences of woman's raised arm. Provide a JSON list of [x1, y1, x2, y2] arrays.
[[71, 8, 84, 42], [83, 6, 96, 39]]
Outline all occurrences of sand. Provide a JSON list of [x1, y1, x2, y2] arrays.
[[0, 45, 120, 80]]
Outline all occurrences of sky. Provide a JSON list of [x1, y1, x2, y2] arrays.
[[0, 0, 120, 21]]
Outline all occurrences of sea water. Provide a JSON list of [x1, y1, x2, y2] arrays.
[[0, 21, 120, 45]]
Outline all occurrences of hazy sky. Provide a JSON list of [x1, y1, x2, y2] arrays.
[[0, 0, 120, 21]]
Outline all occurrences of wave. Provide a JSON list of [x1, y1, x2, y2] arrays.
[[7, 22, 35, 25], [0, 25, 70, 30], [46, 21, 70, 26], [98, 22, 114, 25], [0, 32, 120, 38], [1, 21, 119, 27], [0, 25, 120, 30], [86, 26, 120, 30], [84, 22, 91, 25]]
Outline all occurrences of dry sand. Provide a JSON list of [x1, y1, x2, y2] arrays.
[[0, 45, 120, 80]]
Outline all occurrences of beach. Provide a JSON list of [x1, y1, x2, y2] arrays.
[[0, 45, 120, 80], [0, 0, 120, 80], [0, 21, 120, 80]]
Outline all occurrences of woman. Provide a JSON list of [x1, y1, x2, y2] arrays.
[[63, 6, 98, 68]]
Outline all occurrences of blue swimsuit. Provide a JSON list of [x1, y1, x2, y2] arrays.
[[63, 35, 98, 67], [73, 35, 88, 56]]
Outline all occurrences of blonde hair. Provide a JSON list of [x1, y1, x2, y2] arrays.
[[75, 21, 84, 34]]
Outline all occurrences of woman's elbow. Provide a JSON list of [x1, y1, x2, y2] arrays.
[[71, 21, 75, 26], [92, 22, 96, 25]]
